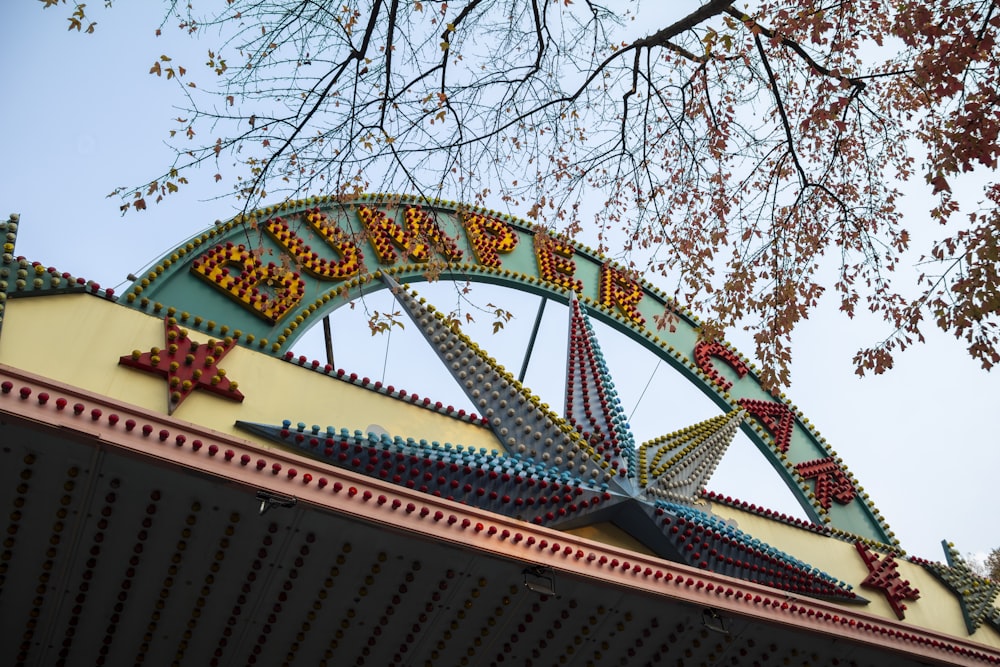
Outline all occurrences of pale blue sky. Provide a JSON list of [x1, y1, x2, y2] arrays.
[[2, 2, 997, 562]]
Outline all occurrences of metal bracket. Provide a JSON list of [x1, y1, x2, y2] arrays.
[[256, 490, 297, 515]]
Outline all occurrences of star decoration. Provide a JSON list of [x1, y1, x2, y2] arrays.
[[238, 279, 863, 603], [638, 411, 745, 504], [565, 295, 637, 484], [119, 317, 244, 414], [921, 541, 1000, 634], [854, 541, 919, 620]]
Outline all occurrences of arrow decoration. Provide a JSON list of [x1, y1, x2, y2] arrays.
[[565, 294, 638, 489], [238, 418, 860, 602], [639, 411, 745, 505]]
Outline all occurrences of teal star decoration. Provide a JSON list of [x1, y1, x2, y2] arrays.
[[921, 541, 1000, 634], [238, 279, 863, 603]]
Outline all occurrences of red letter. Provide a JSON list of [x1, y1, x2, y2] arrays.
[[795, 457, 855, 509], [737, 398, 795, 453], [694, 340, 749, 391]]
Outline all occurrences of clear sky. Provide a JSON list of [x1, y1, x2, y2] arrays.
[[2, 2, 997, 563]]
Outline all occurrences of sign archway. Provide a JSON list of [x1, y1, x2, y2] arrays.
[[123, 194, 893, 544]]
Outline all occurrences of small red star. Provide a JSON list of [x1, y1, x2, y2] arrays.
[[855, 541, 919, 620], [119, 317, 244, 414], [795, 456, 855, 509]]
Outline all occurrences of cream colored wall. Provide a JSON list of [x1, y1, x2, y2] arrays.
[[2, 293, 998, 650], [0, 294, 499, 453], [708, 500, 1000, 648]]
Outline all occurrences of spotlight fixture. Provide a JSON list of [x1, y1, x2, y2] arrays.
[[256, 490, 297, 515], [522, 566, 556, 596], [702, 608, 729, 634]]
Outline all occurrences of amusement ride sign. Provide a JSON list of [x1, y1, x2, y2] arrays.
[[120, 194, 891, 544], [4, 200, 1000, 661]]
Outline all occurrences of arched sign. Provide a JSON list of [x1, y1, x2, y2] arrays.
[[123, 193, 893, 544]]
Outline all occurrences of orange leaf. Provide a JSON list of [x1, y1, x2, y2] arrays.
[[930, 174, 951, 194]]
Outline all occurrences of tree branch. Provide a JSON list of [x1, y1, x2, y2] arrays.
[[753, 31, 808, 189], [726, 6, 866, 92], [634, 0, 735, 49]]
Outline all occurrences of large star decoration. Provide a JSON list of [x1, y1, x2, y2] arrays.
[[921, 541, 1000, 634], [854, 541, 919, 620], [238, 279, 862, 603], [119, 317, 244, 414]]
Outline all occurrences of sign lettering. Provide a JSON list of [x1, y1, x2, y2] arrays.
[[265, 213, 362, 281], [191, 243, 305, 323], [460, 211, 518, 267], [599, 262, 645, 326], [534, 232, 583, 293]]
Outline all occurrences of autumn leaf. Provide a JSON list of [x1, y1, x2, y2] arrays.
[[929, 173, 951, 194], [84, 0, 1000, 381], [65, 3, 88, 31]]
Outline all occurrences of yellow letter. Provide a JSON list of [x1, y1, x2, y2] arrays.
[[534, 231, 582, 293], [599, 262, 645, 326], [191, 243, 305, 323], [263, 211, 362, 280], [358, 205, 463, 264], [460, 211, 518, 267]]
